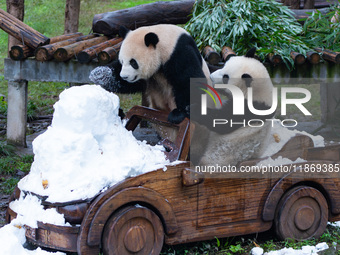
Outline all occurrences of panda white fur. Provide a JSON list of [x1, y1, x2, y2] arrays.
[[90, 24, 211, 124], [191, 48, 275, 166]]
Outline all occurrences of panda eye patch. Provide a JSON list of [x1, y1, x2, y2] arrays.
[[130, 59, 139, 69], [222, 74, 229, 84]]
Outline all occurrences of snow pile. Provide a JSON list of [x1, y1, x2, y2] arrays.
[[257, 156, 306, 167], [10, 194, 69, 228], [0, 220, 65, 255], [251, 242, 329, 255], [261, 120, 324, 158], [18, 85, 169, 203]]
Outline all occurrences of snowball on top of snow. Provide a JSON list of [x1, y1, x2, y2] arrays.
[[51, 84, 121, 136]]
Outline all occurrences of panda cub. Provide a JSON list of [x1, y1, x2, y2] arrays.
[[90, 24, 211, 124], [194, 49, 276, 166]]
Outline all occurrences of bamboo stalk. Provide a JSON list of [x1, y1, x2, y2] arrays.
[[290, 51, 306, 65], [203, 46, 220, 65], [54, 36, 109, 62], [35, 34, 98, 62], [221, 46, 236, 61], [9, 44, 34, 60], [98, 41, 122, 64], [77, 37, 122, 63], [315, 47, 340, 64], [306, 51, 320, 64]]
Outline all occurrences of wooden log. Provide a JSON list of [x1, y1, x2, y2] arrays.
[[290, 51, 306, 65], [98, 41, 122, 64], [77, 37, 122, 63], [306, 51, 320, 64], [35, 34, 98, 62], [92, 0, 195, 35], [221, 46, 236, 61], [49, 32, 83, 44], [0, 8, 49, 47], [54, 36, 109, 62], [304, 0, 315, 9], [315, 47, 340, 64], [202, 46, 221, 65], [9, 44, 33, 60], [268, 53, 283, 65]]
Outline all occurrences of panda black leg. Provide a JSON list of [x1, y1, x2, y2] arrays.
[[168, 108, 188, 124]]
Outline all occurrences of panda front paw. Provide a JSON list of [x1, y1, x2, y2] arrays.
[[168, 108, 188, 124], [89, 66, 121, 92]]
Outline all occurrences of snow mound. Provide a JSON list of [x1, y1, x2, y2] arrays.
[[261, 120, 324, 158], [0, 219, 65, 255], [18, 85, 169, 203]]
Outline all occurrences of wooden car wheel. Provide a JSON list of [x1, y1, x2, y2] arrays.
[[275, 186, 328, 240], [102, 205, 164, 255]]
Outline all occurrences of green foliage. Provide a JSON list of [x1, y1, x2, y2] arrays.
[[0, 141, 16, 157], [303, 5, 340, 52], [0, 95, 7, 116], [0, 154, 33, 194], [185, 0, 311, 68], [0, 177, 19, 194]]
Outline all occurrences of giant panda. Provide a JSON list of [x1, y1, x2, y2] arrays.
[[89, 24, 211, 124], [191, 48, 276, 166]]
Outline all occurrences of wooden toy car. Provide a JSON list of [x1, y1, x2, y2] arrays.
[[6, 106, 340, 255]]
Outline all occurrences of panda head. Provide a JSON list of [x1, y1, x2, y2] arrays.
[[210, 48, 273, 106], [118, 26, 162, 83]]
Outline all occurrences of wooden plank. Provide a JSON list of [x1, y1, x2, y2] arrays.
[[25, 223, 79, 252]]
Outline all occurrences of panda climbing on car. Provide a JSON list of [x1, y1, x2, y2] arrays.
[[90, 24, 211, 124], [89, 24, 275, 136]]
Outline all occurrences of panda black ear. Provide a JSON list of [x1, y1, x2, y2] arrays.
[[242, 73, 253, 87], [145, 32, 159, 48], [245, 47, 256, 58], [119, 26, 130, 39]]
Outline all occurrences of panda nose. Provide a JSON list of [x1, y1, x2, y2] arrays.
[[121, 75, 129, 81]]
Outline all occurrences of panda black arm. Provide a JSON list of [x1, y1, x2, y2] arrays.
[[163, 34, 208, 123], [89, 60, 145, 94]]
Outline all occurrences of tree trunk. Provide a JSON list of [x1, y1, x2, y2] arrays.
[[304, 0, 315, 9], [6, 0, 25, 56], [64, 0, 80, 34]]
